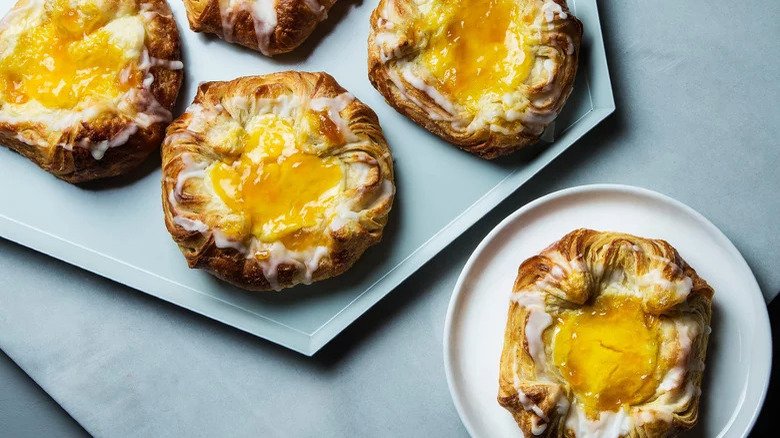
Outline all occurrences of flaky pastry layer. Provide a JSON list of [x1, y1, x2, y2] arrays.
[[499, 229, 713, 438]]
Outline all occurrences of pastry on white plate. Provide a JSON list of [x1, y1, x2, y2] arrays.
[[499, 229, 713, 437]]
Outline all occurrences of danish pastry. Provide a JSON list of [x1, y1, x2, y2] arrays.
[[0, 0, 183, 183], [368, 0, 582, 158], [499, 229, 713, 437], [162, 72, 395, 291], [181, 0, 336, 56]]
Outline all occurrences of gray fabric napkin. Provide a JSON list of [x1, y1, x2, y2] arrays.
[[1, 0, 780, 436]]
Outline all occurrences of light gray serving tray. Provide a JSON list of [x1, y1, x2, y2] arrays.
[[0, 0, 613, 355]]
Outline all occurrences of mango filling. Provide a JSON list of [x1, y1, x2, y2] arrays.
[[208, 114, 343, 251], [551, 295, 664, 416], [418, 0, 538, 108], [0, 0, 142, 109]]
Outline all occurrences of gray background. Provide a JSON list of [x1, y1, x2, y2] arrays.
[[1, 0, 778, 436]]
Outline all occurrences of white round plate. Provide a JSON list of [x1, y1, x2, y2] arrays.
[[443, 184, 772, 438]]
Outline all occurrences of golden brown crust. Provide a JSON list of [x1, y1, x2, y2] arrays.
[[367, 0, 582, 159], [182, 0, 337, 56], [161, 72, 395, 291], [498, 229, 714, 438], [0, 0, 183, 183]]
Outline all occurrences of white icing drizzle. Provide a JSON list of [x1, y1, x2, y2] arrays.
[[489, 124, 515, 135], [373, 8, 406, 62], [375, 31, 402, 63], [542, 58, 556, 83], [79, 123, 139, 160], [635, 267, 693, 302], [555, 394, 571, 415], [173, 215, 208, 233], [140, 0, 176, 21], [386, 68, 430, 116], [386, 64, 467, 128], [309, 92, 357, 141], [302, 0, 326, 19], [565, 404, 632, 438], [251, 241, 304, 290], [260, 94, 299, 118], [218, 0, 240, 42], [304, 246, 329, 284], [531, 417, 547, 435], [511, 362, 549, 420], [510, 290, 546, 307], [400, 65, 457, 115], [526, 311, 553, 368], [149, 57, 184, 71], [218, 0, 278, 55], [529, 250, 587, 294], [516, 107, 559, 129], [510, 292, 552, 372], [329, 169, 394, 233], [590, 260, 605, 279], [328, 216, 348, 232], [541, 0, 567, 23], [596, 244, 694, 302], [251, 0, 278, 55], [329, 205, 359, 231], [175, 153, 208, 196], [659, 321, 699, 391], [520, 390, 548, 419], [213, 229, 248, 253], [633, 408, 673, 426]]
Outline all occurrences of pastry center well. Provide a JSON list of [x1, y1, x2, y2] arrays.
[[208, 114, 343, 250], [419, 0, 537, 107], [0, 0, 144, 109], [551, 294, 663, 416]]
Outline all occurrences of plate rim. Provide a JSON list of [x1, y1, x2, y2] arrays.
[[442, 183, 773, 438]]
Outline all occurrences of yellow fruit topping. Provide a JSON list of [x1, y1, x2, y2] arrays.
[[0, 0, 142, 109], [208, 114, 343, 248], [552, 294, 665, 416], [418, 0, 538, 108]]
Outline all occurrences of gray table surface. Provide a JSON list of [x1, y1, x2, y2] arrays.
[[1, 0, 779, 436]]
